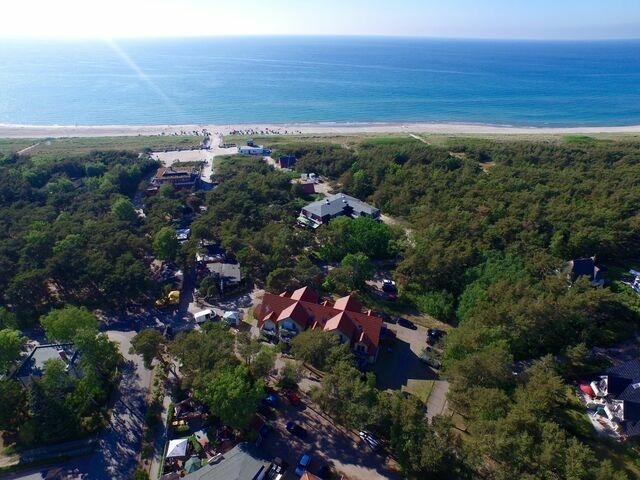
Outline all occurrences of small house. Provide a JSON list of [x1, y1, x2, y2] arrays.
[[151, 166, 200, 190], [12, 343, 80, 387], [565, 255, 605, 287]]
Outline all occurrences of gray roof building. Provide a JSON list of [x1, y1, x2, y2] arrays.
[[299, 193, 380, 228], [182, 443, 269, 480], [13, 343, 79, 387], [207, 263, 242, 284]]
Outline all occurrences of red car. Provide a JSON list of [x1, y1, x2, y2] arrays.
[[282, 389, 302, 406]]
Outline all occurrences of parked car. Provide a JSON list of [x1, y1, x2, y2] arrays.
[[286, 421, 307, 438], [397, 317, 417, 330], [358, 430, 381, 452], [382, 279, 397, 292], [266, 457, 288, 479], [427, 328, 446, 343], [262, 393, 279, 408], [419, 354, 441, 369], [282, 389, 302, 406], [294, 453, 312, 476], [258, 423, 271, 439]]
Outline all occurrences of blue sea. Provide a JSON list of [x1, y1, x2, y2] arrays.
[[1, 37, 639, 127]]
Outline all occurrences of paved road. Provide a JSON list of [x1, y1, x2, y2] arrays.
[[426, 380, 450, 420], [6, 331, 152, 480], [261, 395, 402, 480]]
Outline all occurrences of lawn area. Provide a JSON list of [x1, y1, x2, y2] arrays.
[[226, 133, 419, 151], [1, 135, 201, 158], [403, 379, 435, 403], [0, 138, 38, 155]]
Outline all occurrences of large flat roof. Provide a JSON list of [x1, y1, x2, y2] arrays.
[[182, 443, 269, 480]]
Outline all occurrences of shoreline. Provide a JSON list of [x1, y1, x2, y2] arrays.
[[1, 122, 640, 138]]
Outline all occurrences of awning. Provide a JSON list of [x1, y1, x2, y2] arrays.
[[580, 384, 595, 397], [166, 438, 189, 458], [184, 456, 202, 473]]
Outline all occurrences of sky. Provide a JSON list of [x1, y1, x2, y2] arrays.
[[1, 0, 638, 40]]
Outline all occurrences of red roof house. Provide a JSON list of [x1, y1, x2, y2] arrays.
[[254, 287, 382, 362]]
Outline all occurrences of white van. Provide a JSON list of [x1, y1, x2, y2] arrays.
[[194, 309, 214, 324]]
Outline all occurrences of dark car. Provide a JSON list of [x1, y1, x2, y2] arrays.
[[262, 393, 279, 408], [427, 328, 446, 344], [286, 421, 307, 438], [397, 317, 417, 329], [258, 423, 271, 439], [382, 279, 397, 293], [282, 389, 302, 406], [420, 354, 441, 369]]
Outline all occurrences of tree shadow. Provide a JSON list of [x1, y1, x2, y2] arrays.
[[374, 338, 435, 391]]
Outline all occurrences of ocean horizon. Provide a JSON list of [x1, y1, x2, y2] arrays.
[[1, 36, 639, 127]]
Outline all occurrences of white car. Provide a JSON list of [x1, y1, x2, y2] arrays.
[[358, 431, 380, 452]]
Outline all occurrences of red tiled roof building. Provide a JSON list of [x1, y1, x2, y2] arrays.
[[254, 287, 383, 363]]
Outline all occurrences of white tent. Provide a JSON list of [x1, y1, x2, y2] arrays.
[[223, 311, 240, 326], [166, 437, 189, 458]]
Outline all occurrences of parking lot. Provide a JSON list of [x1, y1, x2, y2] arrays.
[[260, 394, 402, 480], [374, 319, 450, 417], [375, 320, 436, 389]]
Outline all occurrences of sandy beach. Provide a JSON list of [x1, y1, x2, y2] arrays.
[[1, 122, 640, 138]]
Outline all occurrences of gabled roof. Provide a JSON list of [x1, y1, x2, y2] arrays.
[[568, 256, 604, 282], [302, 193, 379, 219], [607, 360, 640, 381], [324, 312, 357, 340], [13, 343, 78, 385], [255, 288, 383, 354], [333, 295, 362, 313], [155, 166, 197, 179], [607, 375, 633, 397], [290, 286, 319, 303], [277, 301, 310, 328], [255, 293, 296, 327], [601, 360, 640, 437]]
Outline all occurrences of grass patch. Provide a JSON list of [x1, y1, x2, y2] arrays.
[[0, 138, 38, 155], [403, 379, 435, 403], [360, 136, 422, 147], [21, 135, 201, 158], [559, 387, 595, 439], [562, 135, 617, 146]]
